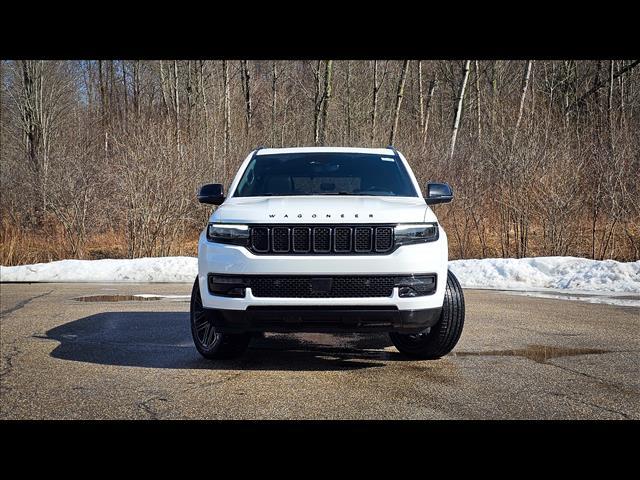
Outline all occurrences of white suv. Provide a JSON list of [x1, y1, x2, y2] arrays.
[[191, 147, 465, 359]]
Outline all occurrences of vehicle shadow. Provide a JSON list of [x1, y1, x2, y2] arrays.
[[44, 311, 406, 371]]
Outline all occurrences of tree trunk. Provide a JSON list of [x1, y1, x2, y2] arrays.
[[370, 60, 388, 146], [345, 60, 351, 144], [199, 60, 212, 165], [132, 60, 141, 120], [389, 60, 410, 145], [108, 61, 116, 121], [121, 61, 128, 129], [159, 60, 171, 118], [490, 61, 498, 134], [618, 60, 626, 129], [608, 59, 614, 153], [173, 60, 181, 157], [512, 60, 533, 147], [422, 75, 437, 147], [318, 60, 333, 145], [241, 60, 252, 135], [222, 60, 231, 172], [566, 59, 639, 112], [98, 60, 110, 155], [418, 60, 425, 132], [449, 60, 471, 161], [271, 61, 278, 146], [474, 60, 482, 143], [313, 61, 322, 145], [185, 60, 193, 135]]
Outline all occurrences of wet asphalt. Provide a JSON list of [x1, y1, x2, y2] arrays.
[[1, 282, 638, 419]]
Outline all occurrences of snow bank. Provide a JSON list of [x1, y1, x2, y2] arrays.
[[448, 256, 640, 293], [0, 257, 197, 283], [1, 256, 639, 294]]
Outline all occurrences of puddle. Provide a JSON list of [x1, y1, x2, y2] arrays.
[[73, 295, 163, 302], [613, 295, 640, 301], [456, 344, 609, 363], [262, 332, 393, 351], [496, 290, 640, 308]]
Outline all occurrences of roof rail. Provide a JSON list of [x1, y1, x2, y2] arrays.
[[251, 146, 265, 158]]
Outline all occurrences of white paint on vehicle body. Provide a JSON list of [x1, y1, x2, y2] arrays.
[[199, 147, 448, 312]]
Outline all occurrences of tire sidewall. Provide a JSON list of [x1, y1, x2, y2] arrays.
[[190, 278, 222, 356], [390, 269, 465, 359]]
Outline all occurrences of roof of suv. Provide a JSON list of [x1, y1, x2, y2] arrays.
[[255, 147, 396, 156]]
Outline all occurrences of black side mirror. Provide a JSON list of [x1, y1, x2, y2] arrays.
[[425, 182, 453, 205], [198, 184, 225, 205]]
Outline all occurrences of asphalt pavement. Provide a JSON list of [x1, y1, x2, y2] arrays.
[[1, 282, 638, 419]]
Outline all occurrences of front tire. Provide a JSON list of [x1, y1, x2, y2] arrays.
[[190, 277, 250, 359], [390, 270, 465, 359]]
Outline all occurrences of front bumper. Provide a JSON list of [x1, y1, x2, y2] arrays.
[[197, 228, 448, 312], [205, 305, 443, 333]]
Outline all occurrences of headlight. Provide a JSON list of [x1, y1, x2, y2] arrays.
[[206, 223, 249, 245], [394, 223, 439, 246]]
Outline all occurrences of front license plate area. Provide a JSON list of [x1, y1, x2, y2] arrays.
[[311, 278, 333, 295]]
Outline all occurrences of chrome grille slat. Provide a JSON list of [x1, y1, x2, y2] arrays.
[[248, 225, 394, 255]]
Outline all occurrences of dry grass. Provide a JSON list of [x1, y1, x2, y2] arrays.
[[0, 218, 200, 266], [1, 216, 637, 266]]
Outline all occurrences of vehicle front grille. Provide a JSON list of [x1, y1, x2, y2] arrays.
[[248, 225, 394, 255], [246, 275, 396, 298]]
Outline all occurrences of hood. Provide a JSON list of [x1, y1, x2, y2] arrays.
[[211, 196, 433, 224]]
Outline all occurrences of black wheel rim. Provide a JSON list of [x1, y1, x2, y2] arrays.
[[193, 284, 218, 349]]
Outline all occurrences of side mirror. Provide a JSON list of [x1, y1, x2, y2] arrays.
[[198, 184, 225, 205], [425, 182, 453, 205]]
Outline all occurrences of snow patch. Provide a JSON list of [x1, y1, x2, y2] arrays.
[[498, 291, 640, 308], [448, 257, 640, 293], [2, 256, 639, 307], [0, 257, 197, 283]]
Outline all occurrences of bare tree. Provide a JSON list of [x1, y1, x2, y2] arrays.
[[173, 60, 182, 157], [389, 60, 410, 145], [512, 60, 533, 147], [9, 61, 71, 224], [2, 59, 639, 265], [566, 59, 639, 113], [271, 61, 278, 146], [222, 60, 231, 168], [418, 60, 425, 132], [312, 60, 323, 145], [449, 60, 471, 160], [345, 61, 352, 144], [318, 60, 333, 145], [158, 60, 171, 118], [370, 60, 389, 146], [198, 60, 213, 163], [240, 60, 252, 135], [422, 74, 437, 147], [474, 60, 482, 143]]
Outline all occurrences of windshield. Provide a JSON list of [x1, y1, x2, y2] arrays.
[[233, 152, 418, 197]]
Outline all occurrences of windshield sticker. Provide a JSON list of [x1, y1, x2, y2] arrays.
[[381, 157, 396, 162]]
